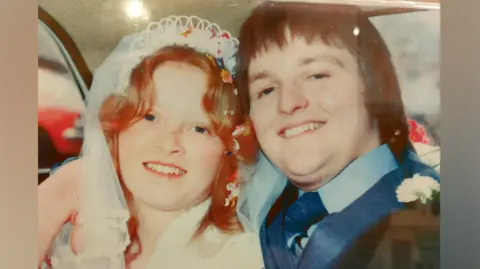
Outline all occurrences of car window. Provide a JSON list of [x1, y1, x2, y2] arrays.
[[38, 14, 88, 184]]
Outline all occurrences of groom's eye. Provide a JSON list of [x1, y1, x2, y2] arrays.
[[258, 87, 275, 99]]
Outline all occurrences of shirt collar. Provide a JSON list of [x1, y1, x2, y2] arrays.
[[300, 144, 399, 213]]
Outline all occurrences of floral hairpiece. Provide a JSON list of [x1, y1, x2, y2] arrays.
[[223, 124, 249, 207], [224, 124, 246, 157], [206, 55, 234, 84], [225, 171, 239, 207], [115, 16, 239, 96]]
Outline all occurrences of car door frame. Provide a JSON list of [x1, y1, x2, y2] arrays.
[[38, 6, 91, 180]]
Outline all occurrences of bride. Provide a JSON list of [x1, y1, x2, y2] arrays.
[[38, 15, 263, 269]]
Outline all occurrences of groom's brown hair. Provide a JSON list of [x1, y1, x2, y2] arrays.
[[236, 1, 411, 159]]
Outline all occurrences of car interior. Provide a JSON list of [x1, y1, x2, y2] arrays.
[[38, 6, 91, 184]]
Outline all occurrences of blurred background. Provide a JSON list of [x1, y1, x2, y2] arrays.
[[37, 1, 440, 268]]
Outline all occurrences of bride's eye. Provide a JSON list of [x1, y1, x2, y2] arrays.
[[192, 126, 212, 135], [307, 73, 330, 80], [144, 113, 156, 121]]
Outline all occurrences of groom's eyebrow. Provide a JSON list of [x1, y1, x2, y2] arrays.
[[249, 71, 271, 85], [248, 55, 345, 84]]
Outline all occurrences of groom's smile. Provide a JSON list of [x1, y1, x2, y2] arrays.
[[279, 121, 325, 139]]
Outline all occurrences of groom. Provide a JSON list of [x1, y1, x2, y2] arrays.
[[235, 2, 439, 269]]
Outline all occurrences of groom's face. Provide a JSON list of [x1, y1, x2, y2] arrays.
[[248, 37, 380, 191]]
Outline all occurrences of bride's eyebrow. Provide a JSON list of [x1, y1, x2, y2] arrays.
[[146, 107, 163, 116], [188, 114, 213, 125], [297, 54, 345, 68], [148, 107, 212, 125]]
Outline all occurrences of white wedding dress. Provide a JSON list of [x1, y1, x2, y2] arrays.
[[43, 199, 264, 269]]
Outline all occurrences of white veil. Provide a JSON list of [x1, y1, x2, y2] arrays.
[[236, 153, 287, 233], [49, 16, 240, 269]]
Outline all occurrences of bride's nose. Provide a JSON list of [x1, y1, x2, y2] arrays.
[[154, 130, 185, 155]]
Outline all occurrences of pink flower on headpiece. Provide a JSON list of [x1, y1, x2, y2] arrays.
[[220, 32, 231, 39], [408, 119, 430, 144], [210, 28, 217, 39], [221, 69, 233, 83]]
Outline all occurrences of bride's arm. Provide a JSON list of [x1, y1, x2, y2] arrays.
[[38, 158, 82, 267]]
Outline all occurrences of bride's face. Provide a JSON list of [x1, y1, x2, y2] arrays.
[[118, 62, 225, 211]]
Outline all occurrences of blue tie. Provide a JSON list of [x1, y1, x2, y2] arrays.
[[284, 191, 329, 255]]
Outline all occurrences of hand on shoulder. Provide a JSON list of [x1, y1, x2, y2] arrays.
[[38, 157, 83, 267]]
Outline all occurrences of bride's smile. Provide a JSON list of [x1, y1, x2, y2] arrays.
[[142, 161, 187, 178]]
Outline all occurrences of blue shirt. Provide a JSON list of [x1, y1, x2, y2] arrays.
[[287, 144, 399, 250]]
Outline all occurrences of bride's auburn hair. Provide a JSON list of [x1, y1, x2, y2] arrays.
[[98, 46, 258, 261]]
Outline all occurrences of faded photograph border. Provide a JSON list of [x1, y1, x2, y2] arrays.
[[1, 0, 480, 268]]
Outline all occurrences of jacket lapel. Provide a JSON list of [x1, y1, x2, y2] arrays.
[[297, 168, 405, 269], [296, 151, 439, 269], [259, 223, 279, 269], [259, 149, 439, 269], [260, 183, 298, 269]]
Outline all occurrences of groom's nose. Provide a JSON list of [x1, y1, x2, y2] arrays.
[[278, 88, 309, 115]]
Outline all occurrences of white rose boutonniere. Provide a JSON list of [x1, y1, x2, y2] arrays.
[[396, 174, 440, 204]]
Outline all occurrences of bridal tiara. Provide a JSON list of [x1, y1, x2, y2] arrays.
[[115, 15, 239, 95]]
